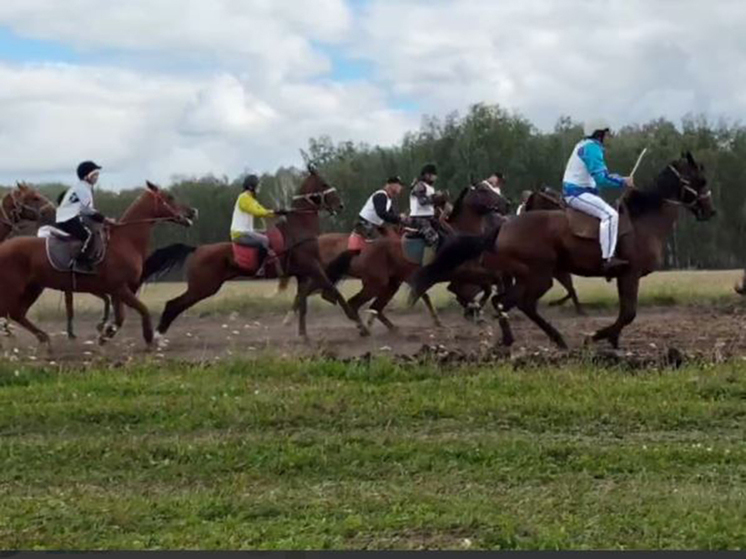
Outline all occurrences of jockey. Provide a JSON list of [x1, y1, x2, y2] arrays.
[[55, 161, 109, 272], [409, 163, 442, 246], [516, 190, 532, 216], [480, 171, 505, 197], [562, 119, 634, 274], [354, 176, 406, 240], [230, 174, 286, 276]]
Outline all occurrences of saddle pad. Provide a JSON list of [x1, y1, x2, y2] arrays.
[[348, 233, 367, 251], [45, 230, 106, 274], [232, 244, 260, 273], [567, 207, 632, 241], [402, 235, 429, 265]]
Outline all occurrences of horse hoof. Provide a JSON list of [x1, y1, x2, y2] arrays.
[[67, 333, 77, 341], [359, 325, 371, 338], [95, 322, 105, 333]]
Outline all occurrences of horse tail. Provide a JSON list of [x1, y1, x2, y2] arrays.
[[735, 270, 746, 295], [326, 249, 359, 285], [409, 223, 501, 305], [140, 243, 197, 285]]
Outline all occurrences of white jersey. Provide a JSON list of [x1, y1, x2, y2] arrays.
[[359, 190, 391, 226], [563, 138, 597, 190], [409, 182, 435, 217], [56, 181, 95, 223]]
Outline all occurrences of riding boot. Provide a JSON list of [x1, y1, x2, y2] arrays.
[[602, 257, 629, 278], [75, 235, 96, 273]]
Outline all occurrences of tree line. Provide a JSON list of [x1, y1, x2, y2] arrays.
[[4, 103, 746, 270]]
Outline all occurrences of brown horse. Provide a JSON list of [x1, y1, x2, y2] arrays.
[[522, 187, 587, 315], [411, 152, 714, 349], [0, 184, 57, 336], [147, 167, 370, 341], [0, 181, 196, 346], [324, 183, 508, 332]]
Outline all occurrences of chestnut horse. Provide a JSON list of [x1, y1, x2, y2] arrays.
[[0, 181, 196, 346], [325, 183, 508, 332], [411, 152, 714, 349], [0, 184, 57, 336], [147, 168, 370, 341]]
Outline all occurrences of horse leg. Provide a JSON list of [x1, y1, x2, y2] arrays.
[[306, 265, 369, 337], [11, 285, 50, 346], [516, 275, 568, 349], [95, 294, 111, 334], [116, 287, 154, 346], [1, 318, 13, 338], [99, 297, 124, 344], [420, 292, 443, 328], [590, 273, 639, 349], [157, 274, 225, 337], [296, 277, 312, 339], [282, 291, 300, 326], [367, 280, 403, 332], [549, 272, 586, 316], [64, 291, 76, 339]]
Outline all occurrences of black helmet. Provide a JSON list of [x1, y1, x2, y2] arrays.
[[420, 163, 438, 177], [77, 160, 102, 181], [243, 174, 260, 191]]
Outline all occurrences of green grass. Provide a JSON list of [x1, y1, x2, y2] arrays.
[[27, 269, 746, 321], [3, 357, 746, 549]]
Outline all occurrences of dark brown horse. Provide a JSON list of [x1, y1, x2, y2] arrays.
[[147, 167, 370, 341], [411, 152, 714, 349], [324, 183, 508, 332], [0, 182, 196, 346], [522, 187, 587, 315]]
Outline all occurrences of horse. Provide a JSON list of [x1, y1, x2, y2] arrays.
[[0, 181, 196, 347], [144, 167, 371, 341], [522, 187, 587, 315], [411, 152, 714, 349], [323, 183, 508, 332], [0, 183, 57, 336]]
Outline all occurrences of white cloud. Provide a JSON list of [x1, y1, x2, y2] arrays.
[[0, 0, 745, 188]]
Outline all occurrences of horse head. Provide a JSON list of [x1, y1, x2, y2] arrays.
[[145, 181, 198, 226], [471, 182, 511, 215], [659, 152, 714, 221], [6, 182, 56, 224], [294, 168, 343, 215]]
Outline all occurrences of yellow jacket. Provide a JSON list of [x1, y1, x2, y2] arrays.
[[230, 191, 275, 239]]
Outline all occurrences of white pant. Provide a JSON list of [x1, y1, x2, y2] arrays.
[[565, 192, 618, 260]]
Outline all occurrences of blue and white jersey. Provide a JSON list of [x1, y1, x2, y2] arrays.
[[562, 139, 625, 197]]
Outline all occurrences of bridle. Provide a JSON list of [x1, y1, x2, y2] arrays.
[[113, 188, 195, 227], [666, 164, 712, 210], [0, 187, 54, 232], [292, 187, 339, 213]]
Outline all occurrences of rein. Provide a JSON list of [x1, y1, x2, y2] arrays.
[[663, 165, 712, 209]]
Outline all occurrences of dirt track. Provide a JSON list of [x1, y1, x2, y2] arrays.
[[3, 301, 746, 367]]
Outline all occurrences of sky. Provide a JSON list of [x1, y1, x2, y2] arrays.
[[0, 0, 744, 189]]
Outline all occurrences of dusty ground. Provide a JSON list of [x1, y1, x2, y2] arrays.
[[3, 300, 746, 367]]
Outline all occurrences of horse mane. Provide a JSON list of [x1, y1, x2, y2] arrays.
[[622, 186, 665, 218], [447, 187, 470, 223]]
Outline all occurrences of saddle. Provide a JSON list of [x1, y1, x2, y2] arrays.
[[566, 203, 633, 241], [401, 234, 435, 266], [232, 227, 285, 276], [38, 221, 107, 274], [348, 233, 367, 251]]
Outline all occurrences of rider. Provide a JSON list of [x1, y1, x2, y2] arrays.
[[480, 171, 505, 197], [230, 174, 286, 276], [516, 190, 532, 215], [562, 119, 634, 274], [354, 176, 407, 240], [55, 160, 109, 272], [409, 163, 443, 246]]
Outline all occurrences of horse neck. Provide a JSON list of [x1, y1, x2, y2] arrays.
[[112, 193, 159, 256], [631, 201, 680, 250], [450, 206, 487, 233], [283, 200, 320, 240]]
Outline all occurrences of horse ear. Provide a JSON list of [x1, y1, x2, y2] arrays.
[[16, 181, 27, 191], [307, 163, 317, 175], [146, 180, 159, 192], [686, 151, 696, 168]]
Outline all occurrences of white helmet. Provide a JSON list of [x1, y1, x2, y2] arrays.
[[583, 118, 611, 137]]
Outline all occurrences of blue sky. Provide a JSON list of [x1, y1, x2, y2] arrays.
[[0, 0, 741, 187]]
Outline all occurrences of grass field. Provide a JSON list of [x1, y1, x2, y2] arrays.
[[27, 269, 746, 321], [2, 357, 746, 549]]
